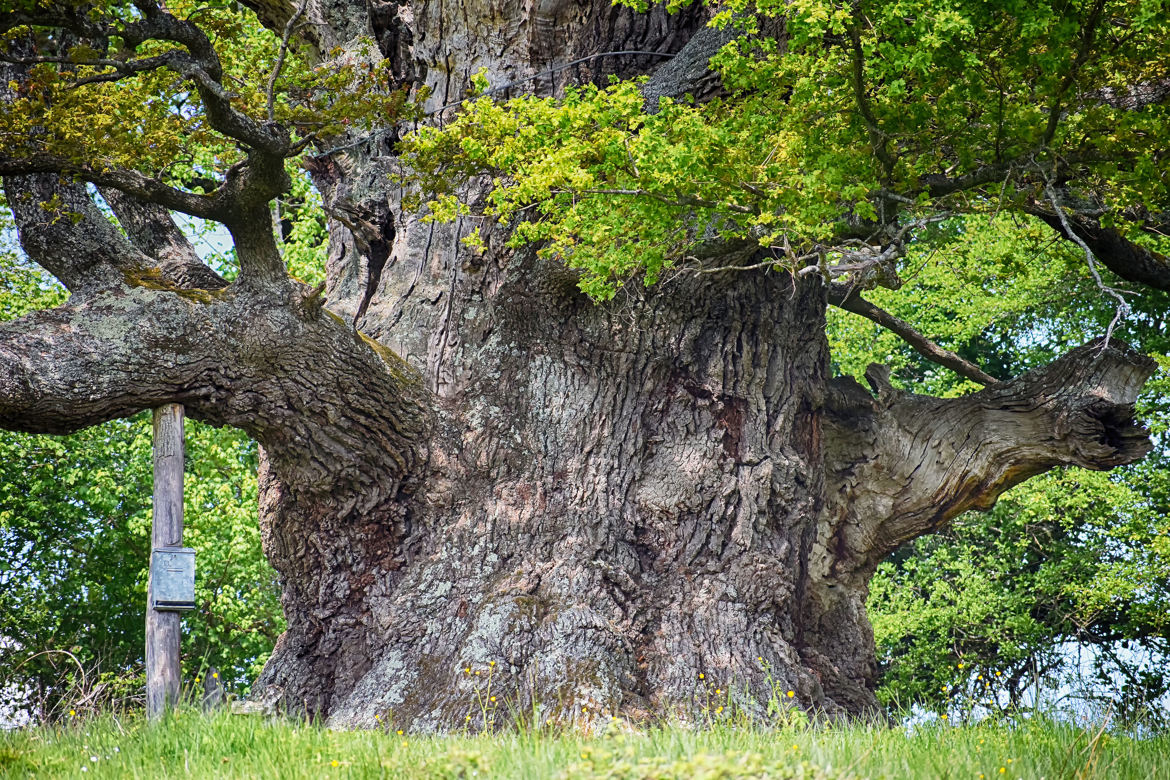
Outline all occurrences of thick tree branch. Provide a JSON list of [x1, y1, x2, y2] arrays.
[[1088, 76, 1170, 111], [0, 282, 429, 495], [119, 6, 290, 157], [0, 5, 293, 283], [2, 172, 231, 300], [0, 147, 226, 222], [847, 16, 895, 178], [821, 337, 1156, 578], [640, 24, 734, 112], [0, 149, 288, 281], [98, 187, 229, 290], [2, 174, 149, 294]]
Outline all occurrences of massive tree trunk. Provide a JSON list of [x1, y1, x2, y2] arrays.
[[0, 0, 1157, 730]]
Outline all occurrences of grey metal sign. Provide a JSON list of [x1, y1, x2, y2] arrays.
[[150, 546, 196, 611]]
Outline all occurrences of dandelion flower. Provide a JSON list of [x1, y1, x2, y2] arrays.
[[69, 710, 76, 717], [698, 673, 704, 679], [397, 730, 404, 735], [490, 697, 496, 703], [787, 691, 795, 698], [716, 706, 723, 714], [331, 760, 340, 767]]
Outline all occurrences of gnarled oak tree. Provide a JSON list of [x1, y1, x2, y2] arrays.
[[1, 0, 1165, 728]]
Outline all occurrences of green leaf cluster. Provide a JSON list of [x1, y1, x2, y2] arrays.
[[0, 0, 418, 191], [405, 0, 1169, 299]]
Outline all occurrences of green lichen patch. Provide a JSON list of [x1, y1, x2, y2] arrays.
[[123, 266, 229, 305]]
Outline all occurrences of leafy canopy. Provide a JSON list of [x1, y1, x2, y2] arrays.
[[1, 0, 417, 199], [405, 0, 1170, 299]]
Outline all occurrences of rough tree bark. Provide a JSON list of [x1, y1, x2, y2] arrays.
[[0, 0, 1158, 730]]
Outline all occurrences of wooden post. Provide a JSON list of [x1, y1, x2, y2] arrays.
[[146, 404, 184, 720]]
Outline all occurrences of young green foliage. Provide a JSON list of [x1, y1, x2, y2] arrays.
[[404, 0, 1170, 299], [1, 0, 418, 202]]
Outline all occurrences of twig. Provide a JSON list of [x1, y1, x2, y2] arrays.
[[696, 257, 788, 275], [1044, 181, 1130, 349], [267, 0, 309, 122]]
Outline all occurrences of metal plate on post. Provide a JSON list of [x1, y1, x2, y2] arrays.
[[150, 546, 196, 611]]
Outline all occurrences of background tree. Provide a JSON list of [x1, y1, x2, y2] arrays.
[[0, 0, 1165, 730], [0, 204, 287, 720]]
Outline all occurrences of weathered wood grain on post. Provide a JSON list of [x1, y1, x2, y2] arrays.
[[146, 403, 184, 720]]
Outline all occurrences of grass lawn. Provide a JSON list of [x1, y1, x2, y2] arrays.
[[1, 709, 1166, 779]]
